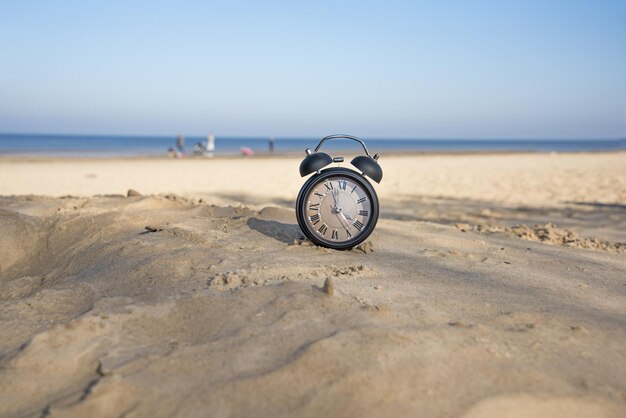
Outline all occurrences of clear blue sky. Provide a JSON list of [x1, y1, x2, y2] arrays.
[[1, 0, 624, 138]]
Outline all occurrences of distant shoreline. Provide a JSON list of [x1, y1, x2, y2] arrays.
[[0, 149, 625, 162], [1, 134, 623, 158]]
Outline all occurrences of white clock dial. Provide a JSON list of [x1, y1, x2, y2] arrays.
[[303, 176, 373, 244]]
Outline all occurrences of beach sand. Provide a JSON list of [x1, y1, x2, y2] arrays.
[[0, 152, 625, 417]]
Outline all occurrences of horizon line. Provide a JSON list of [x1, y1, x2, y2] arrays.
[[1, 131, 624, 142]]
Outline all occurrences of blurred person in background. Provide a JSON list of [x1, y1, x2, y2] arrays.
[[193, 132, 215, 157], [176, 134, 185, 158], [207, 132, 215, 157]]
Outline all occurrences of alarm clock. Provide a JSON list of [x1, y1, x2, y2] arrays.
[[295, 134, 382, 250]]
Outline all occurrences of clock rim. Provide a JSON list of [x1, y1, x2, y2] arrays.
[[296, 167, 379, 250]]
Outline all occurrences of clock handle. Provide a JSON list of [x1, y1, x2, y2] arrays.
[[313, 134, 372, 157]]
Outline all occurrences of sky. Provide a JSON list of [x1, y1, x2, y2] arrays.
[[0, 0, 624, 139]]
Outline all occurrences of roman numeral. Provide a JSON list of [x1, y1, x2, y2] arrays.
[[318, 224, 328, 235], [359, 210, 369, 217], [309, 214, 320, 225], [324, 182, 333, 191], [351, 185, 357, 194], [314, 191, 324, 198], [357, 197, 367, 204], [331, 229, 338, 240], [352, 220, 364, 231], [308, 203, 320, 211], [346, 229, 352, 238], [339, 180, 347, 190]]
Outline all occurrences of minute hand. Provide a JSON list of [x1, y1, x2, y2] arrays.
[[331, 207, 351, 230], [338, 211, 353, 228]]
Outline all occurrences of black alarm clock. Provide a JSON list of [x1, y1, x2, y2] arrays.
[[295, 134, 382, 250]]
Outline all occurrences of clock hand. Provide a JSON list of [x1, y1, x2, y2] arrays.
[[330, 207, 351, 229], [328, 197, 352, 232], [338, 211, 352, 229]]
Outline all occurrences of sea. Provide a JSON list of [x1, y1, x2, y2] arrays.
[[0, 133, 623, 157]]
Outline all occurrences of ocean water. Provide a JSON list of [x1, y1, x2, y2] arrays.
[[0, 133, 623, 157]]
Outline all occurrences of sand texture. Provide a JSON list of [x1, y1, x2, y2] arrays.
[[0, 152, 625, 417]]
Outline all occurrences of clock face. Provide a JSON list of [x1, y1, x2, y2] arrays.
[[299, 172, 377, 248]]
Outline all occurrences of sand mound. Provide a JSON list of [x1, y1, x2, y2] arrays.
[[455, 222, 626, 253], [0, 209, 47, 272], [462, 394, 623, 418]]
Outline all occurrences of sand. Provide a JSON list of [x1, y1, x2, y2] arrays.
[[0, 152, 625, 417]]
